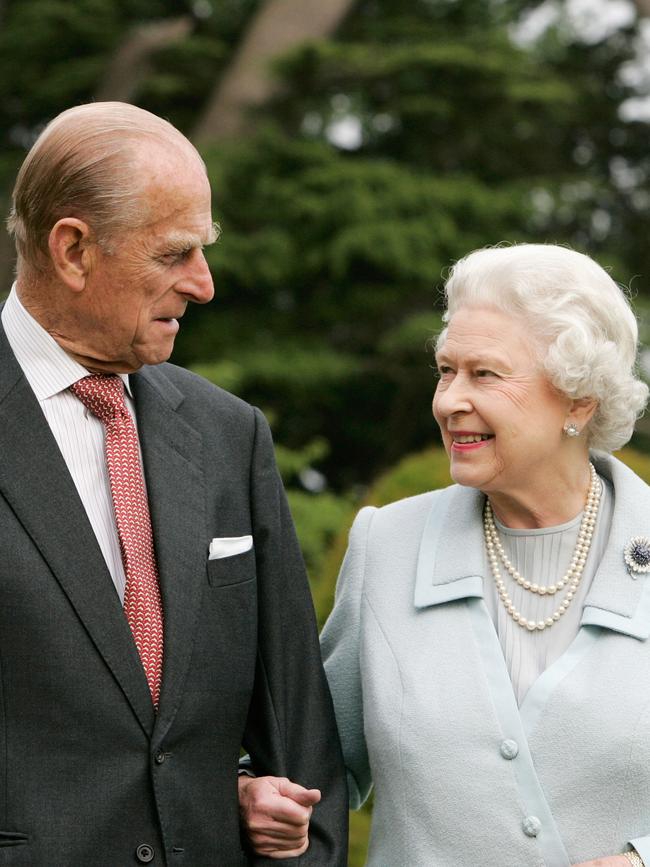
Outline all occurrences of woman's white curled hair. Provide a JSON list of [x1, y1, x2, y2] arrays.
[[440, 243, 649, 453]]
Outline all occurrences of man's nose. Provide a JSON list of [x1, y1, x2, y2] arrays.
[[179, 249, 215, 304]]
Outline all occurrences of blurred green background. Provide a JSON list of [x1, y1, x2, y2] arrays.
[[3, 0, 650, 861]]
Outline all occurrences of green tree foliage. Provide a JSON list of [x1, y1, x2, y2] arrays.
[[0, 0, 259, 179], [286, 0, 648, 280], [175, 0, 650, 495], [189, 129, 473, 487], [3, 0, 649, 497]]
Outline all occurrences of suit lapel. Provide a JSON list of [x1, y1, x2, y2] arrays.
[[0, 328, 155, 735], [131, 366, 207, 739]]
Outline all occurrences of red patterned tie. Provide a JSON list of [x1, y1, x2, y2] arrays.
[[70, 375, 164, 707]]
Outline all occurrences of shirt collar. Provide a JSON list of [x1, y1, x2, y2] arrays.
[[1, 285, 132, 400]]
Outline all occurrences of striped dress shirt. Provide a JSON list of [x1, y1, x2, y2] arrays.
[[2, 285, 138, 602]]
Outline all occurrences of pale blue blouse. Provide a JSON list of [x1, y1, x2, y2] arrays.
[[484, 476, 614, 704]]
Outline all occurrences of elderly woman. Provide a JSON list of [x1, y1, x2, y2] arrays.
[[239, 244, 650, 867]]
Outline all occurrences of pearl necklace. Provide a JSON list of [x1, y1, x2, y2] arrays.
[[483, 463, 601, 631]]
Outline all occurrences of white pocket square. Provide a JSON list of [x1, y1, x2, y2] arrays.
[[208, 535, 253, 560]]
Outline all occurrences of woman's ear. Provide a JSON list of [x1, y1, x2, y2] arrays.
[[47, 218, 93, 291], [565, 397, 598, 435]]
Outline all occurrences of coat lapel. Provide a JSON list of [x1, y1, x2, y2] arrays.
[[581, 452, 650, 639], [414, 484, 486, 608], [131, 366, 208, 740], [0, 329, 155, 735]]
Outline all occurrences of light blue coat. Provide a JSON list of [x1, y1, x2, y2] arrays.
[[321, 453, 650, 866]]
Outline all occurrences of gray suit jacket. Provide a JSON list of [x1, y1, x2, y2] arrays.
[[0, 322, 347, 866]]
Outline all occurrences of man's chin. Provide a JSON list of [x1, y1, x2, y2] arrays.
[[134, 340, 176, 368]]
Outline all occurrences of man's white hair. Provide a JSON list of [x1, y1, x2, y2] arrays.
[[438, 243, 648, 453]]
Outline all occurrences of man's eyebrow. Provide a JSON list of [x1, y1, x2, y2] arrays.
[[163, 222, 221, 251], [207, 221, 221, 245]]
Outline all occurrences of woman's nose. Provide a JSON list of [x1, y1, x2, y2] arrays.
[[435, 376, 473, 417]]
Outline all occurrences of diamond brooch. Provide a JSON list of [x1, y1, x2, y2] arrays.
[[624, 536, 650, 577]]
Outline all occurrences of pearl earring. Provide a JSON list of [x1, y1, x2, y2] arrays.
[[564, 423, 580, 437]]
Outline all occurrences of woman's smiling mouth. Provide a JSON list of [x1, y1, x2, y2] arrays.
[[450, 431, 494, 451]]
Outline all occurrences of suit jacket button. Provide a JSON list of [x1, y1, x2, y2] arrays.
[[136, 843, 155, 862], [154, 750, 166, 764]]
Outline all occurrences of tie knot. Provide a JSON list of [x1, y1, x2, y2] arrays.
[[70, 374, 128, 424]]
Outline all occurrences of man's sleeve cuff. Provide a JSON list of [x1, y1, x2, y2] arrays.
[[238, 754, 255, 777]]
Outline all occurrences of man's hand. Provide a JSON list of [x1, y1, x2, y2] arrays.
[[238, 775, 321, 859]]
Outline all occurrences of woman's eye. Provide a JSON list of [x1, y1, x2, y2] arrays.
[[476, 369, 496, 378], [437, 365, 453, 376]]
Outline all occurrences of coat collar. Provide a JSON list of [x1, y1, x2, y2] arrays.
[[414, 483, 485, 608], [581, 452, 650, 638], [414, 452, 650, 640]]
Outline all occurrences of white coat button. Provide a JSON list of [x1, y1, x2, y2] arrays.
[[522, 816, 542, 837], [500, 739, 518, 760]]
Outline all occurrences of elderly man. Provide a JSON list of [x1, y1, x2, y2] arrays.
[[0, 102, 347, 866]]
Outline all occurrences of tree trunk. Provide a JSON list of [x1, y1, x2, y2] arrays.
[[193, 0, 357, 142], [94, 17, 194, 103]]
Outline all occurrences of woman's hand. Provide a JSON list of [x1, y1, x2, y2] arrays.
[[238, 775, 321, 859], [573, 856, 632, 866]]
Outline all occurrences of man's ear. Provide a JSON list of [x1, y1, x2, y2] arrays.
[[48, 218, 94, 291], [566, 397, 598, 434]]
